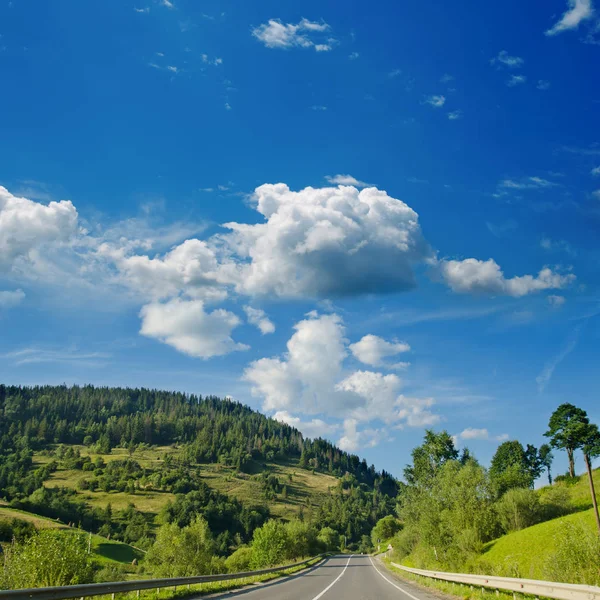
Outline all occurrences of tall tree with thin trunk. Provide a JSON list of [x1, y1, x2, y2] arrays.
[[539, 444, 554, 485], [581, 423, 600, 535], [544, 403, 589, 478]]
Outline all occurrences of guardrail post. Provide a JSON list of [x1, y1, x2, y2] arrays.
[[496, 590, 499, 597], [136, 590, 140, 598], [111, 594, 115, 600]]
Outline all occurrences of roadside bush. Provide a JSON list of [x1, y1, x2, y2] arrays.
[[284, 520, 318, 560], [145, 516, 216, 577], [250, 520, 289, 568], [225, 546, 254, 573], [543, 521, 600, 585], [317, 526, 340, 552], [496, 488, 541, 533], [0, 530, 93, 589], [538, 485, 572, 520]]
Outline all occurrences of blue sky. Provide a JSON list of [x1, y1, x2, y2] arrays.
[[1, 0, 599, 480]]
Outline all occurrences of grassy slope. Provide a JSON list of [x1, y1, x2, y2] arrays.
[[475, 468, 600, 579], [35, 445, 338, 522], [398, 467, 600, 580], [476, 508, 596, 579], [0, 505, 143, 565]]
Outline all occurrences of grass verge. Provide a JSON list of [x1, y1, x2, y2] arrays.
[[84, 556, 326, 600], [382, 558, 528, 600]]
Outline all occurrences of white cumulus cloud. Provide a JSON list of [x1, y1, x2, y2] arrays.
[[440, 258, 575, 297], [220, 183, 432, 298], [274, 411, 338, 439], [243, 312, 439, 449], [349, 334, 410, 368], [243, 306, 275, 334], [139, 298, 248, 358], [0, 186, 79, 272]]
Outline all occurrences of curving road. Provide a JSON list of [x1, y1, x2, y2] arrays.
[[209, 554, 442, 600]]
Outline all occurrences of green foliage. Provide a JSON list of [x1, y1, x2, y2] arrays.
[[316, 526, 340, 551], [539, 443, 554, 484], [250, 520, 290, 568], [0, 518, 36, 542], [496, 488, 541, 533], [404, 429, 458, 486], [145, 516, 219, 577], [371, 515, 402, 547], [398, 457, 497, 570], [1, 530, 93, 589], [489, 441, 535, 495], [224, 546, 254, 573], [284, 519, 318, 559], [545, 403, 590, 477], [543, 521, 600, 585]]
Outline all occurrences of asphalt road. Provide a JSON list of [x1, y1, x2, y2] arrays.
[[209, 554, 442, 600]]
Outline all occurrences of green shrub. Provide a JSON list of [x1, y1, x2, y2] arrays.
[[225, 546, 254, 573], [496, 488, 541, 532], [250, 520, 289, 568], [1, 530, 93, 589], [543, 521, 600, 585], [145, 516, 216, 577], [538, 485, 572, 520]]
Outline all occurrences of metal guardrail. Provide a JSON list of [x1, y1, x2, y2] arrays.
[[0, 554, 328, 600], [390, 562, 600, 600]]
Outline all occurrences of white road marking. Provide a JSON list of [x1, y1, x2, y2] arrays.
[[369, 556, 423, 600], [310, 554, 354, 600]]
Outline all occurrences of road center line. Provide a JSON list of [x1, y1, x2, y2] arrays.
[[310, 554, 354, 600], [369, 556, 422, 600]]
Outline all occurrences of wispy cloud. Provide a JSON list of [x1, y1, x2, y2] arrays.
[[540, 236, 576, 256], [388, 68, 401, 79], [507, 74, 527, 87], [160, 0, 174, 9], [367, 304, 508, 328], [440, 73, 454, 83], [537, 80, 551, 90], [547, 295, 566, 307], [536, 326, 581, 392], [591, 166, 600, 176], [546, 0, 593, 36], [491, 50, 525, 68], [561, 145, 600, 156], [325, 174, 372, 188], [424, 94, 446, 107], [486, 220, 518, 238], [134, 7, 150, 14], [201, 54, 223, 66], [310, 105, 327, 111], [348, 51, 359, 60], [457, 427, 508, 442], [447, 110, 462, 120], [498, 176, 558, 190], [2, 347, 111, 367], [0, 289, 25, 308]]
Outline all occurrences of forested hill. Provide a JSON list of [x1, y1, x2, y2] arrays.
[[0, 384, 397, 494]]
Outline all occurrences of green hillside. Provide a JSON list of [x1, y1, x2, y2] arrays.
[[0, 504, 143, 566], [476, 507, 597, 579], [0, 384, 398, 563], [36, 445, 339, 522]]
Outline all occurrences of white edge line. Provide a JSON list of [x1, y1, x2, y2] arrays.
[[311, 554, 354, 600], [369, 556, 422, 600]]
